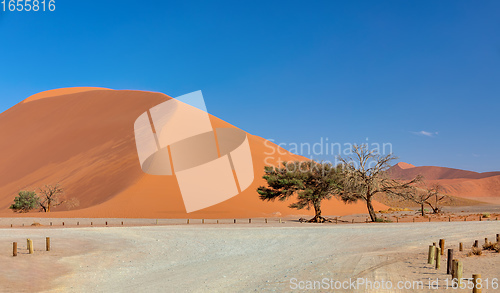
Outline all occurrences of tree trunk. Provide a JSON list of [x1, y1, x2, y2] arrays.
[[366, 196, 377, 222], [309, 201, 324, 223], [421, 203, 425, 216], [426, 201, 437, 214]]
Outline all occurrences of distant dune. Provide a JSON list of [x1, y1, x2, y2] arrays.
[[395, 162, 415, 169], [0, 88, 386, 218], [388, 163, 500, 201]]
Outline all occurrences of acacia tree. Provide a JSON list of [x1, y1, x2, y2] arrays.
[[257, 161, 343, 223], [399, 182, 446, 216], [10, 191, 40, 213], [339, 145, 421, 222], [38, 183, 64, 212]]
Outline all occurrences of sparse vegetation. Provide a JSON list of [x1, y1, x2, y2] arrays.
[[9, 191, 40, 213], [468, 246, 483, 256], [483, 241, 499, 251], [258, 147, 495, 224], [399, 183, 446, 216], [379, 207, 412, 213], [10, 183, 79, 213]]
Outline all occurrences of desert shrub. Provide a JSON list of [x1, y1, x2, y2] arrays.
[[65, 197, 80, 210], [483, 242, 494, 250], [31, 222, 42, 226], [9, 191, 40, 213], [483, 242, 499, 251], [482, 213, 491, 218], [382, 207, 413, 213], [374, 218, 393, 223], [468, 246, 483, 256]]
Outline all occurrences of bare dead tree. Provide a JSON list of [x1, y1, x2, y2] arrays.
[[422, 183, 446, 214], [429, 183, 446, 213], [338, 144, 421, 222], [38, 183, 64, 212], [399, 182, 446, 215]]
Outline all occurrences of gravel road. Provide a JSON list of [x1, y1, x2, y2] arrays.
[[1, 221, 499, 292]]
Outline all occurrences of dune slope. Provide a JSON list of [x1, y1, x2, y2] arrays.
[[388, 163, 500, 200], [0, 88, 385, 218]]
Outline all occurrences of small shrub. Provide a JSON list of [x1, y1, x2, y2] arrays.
[[379, 208, 414, 214], [483, 242, 499, 251], [468, 246, 483, 256], [482, 213, 491, 218], [9, 191, 40, 213], [483, 242, 494, 250], [65, 197, 80, 210], [31, 222, 42, 226], [374, 218, 393, 223]]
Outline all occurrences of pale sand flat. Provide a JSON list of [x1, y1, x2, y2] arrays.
[[1, 221, 499, 292]]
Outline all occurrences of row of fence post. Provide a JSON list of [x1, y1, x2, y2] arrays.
[[427, 235, 499, 293], [4, 215, 499, 227], [12, 237, 50, 256]]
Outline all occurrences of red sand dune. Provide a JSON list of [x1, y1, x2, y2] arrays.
[[23, 87, 111, 103], [0, 88, 386, 218], [388, 163, 500, 200], [395, 162, 415, 169]]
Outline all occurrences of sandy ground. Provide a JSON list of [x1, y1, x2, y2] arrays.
[[1, 220, 499, 293]]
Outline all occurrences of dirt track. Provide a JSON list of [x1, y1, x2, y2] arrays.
[[1, 221, 499, 292]]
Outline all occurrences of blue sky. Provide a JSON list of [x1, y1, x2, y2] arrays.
[[0, 0, 499, 172]]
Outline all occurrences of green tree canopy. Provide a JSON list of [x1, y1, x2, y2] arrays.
[[257, 161, 343, 222], [10, 191, 40, 213]]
